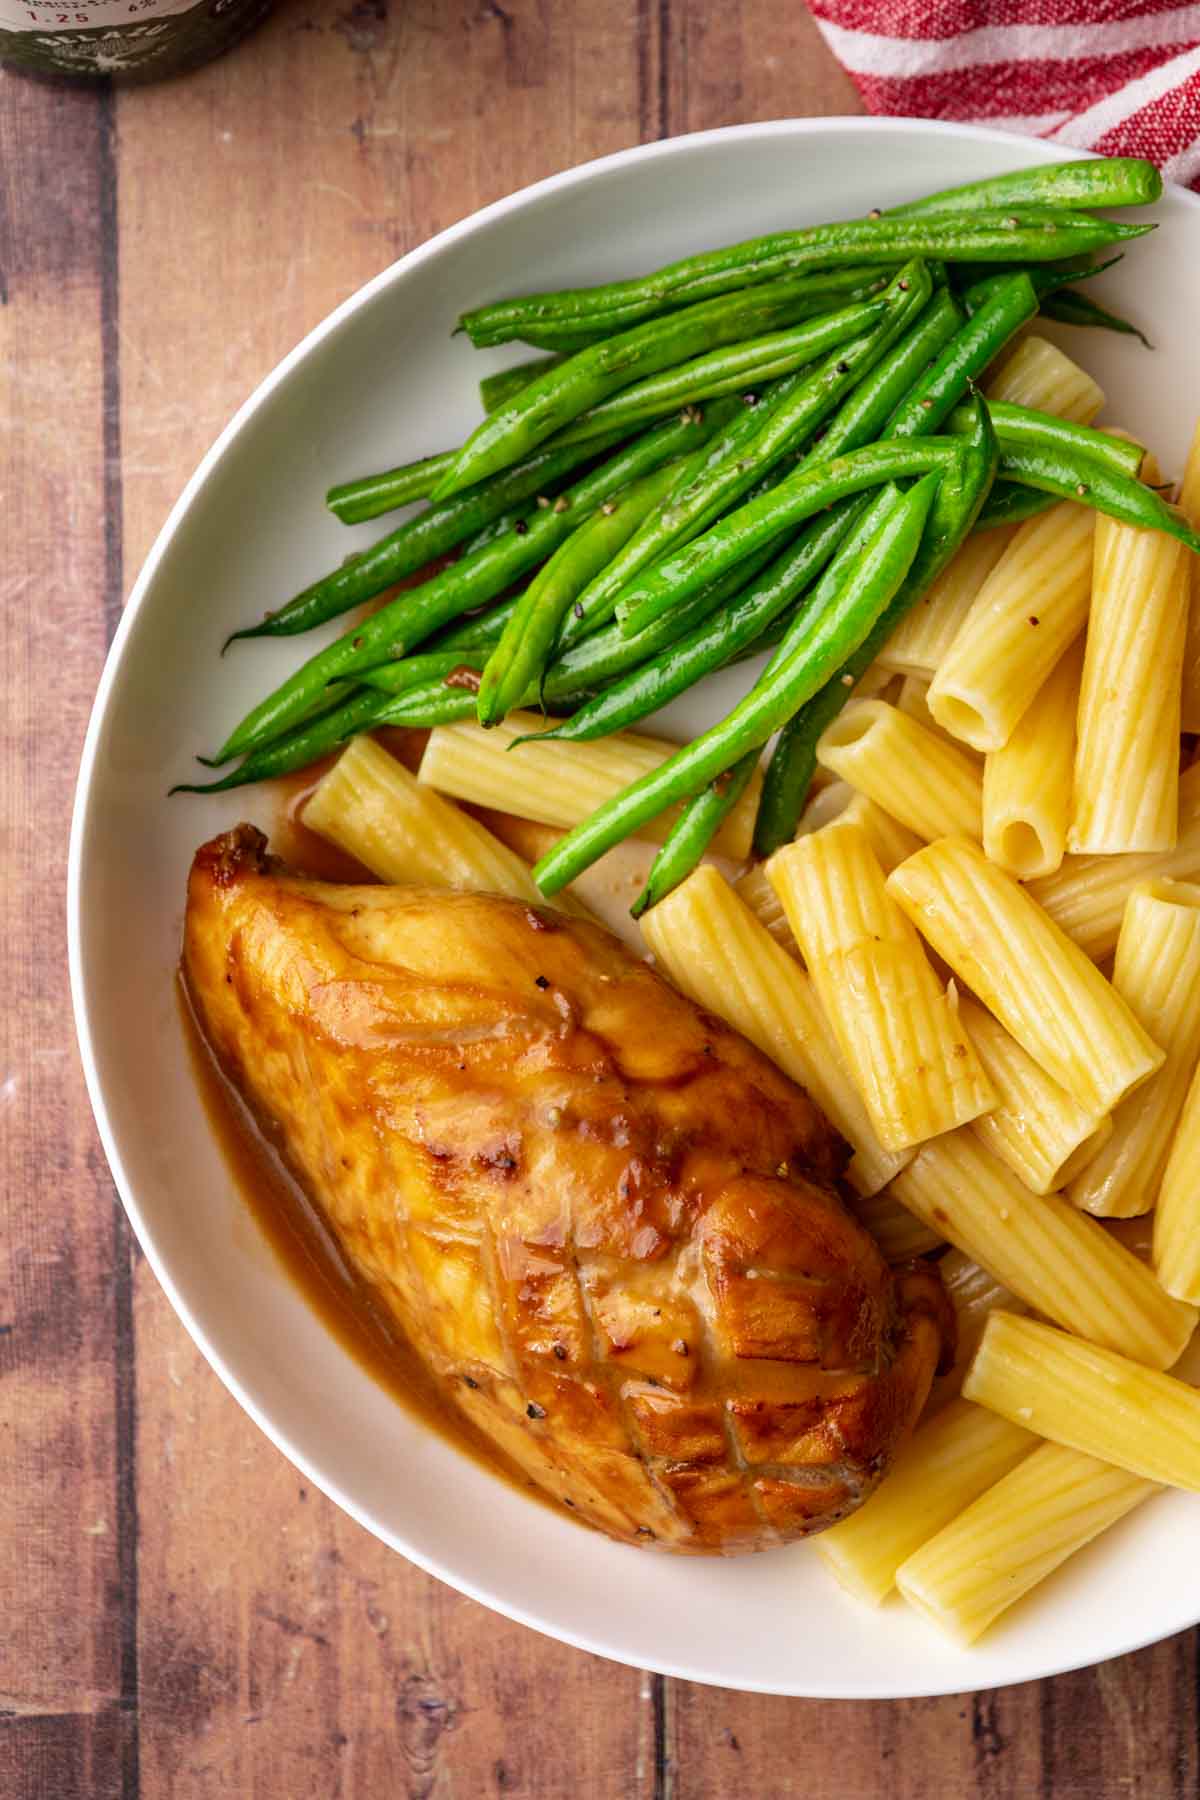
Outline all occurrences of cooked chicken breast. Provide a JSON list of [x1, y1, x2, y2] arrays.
[[184, 826, 951, 1553]]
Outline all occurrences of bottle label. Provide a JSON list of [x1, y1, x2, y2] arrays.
[[0, 0, 193, 24]]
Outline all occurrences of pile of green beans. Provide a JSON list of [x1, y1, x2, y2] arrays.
[[187, 154, 1198, 916]]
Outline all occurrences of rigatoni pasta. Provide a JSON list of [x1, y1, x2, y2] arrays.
[[958, 993, 1111, 1196], [876, 530, 1014, 678], [926, 503, 1095, 753], [887, 836, 1164, 1116], [639, 864, 909, 1195], [1068, 880, 1200, 1218], [890, 1131, 1195, 1369], [963, 1312, 1200, 1489], [982, 638, 1082, 879], [896, 1442, 1156, 1647], [815, 700, 983, 843], [816, 1400, 1036, 1607], [1154, 1053, 1200, 1303], [1177, 414, 1200, 732], [419, 711, 760, 857], [1070, 457, 1188, 853], [768, 823, 995, 1151], [985, 333, 1105, 422], [304, 736, 574, 909], [1027, 763, 1200, 962]]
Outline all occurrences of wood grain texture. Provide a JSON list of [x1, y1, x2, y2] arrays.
[[2, 2, 1198, 1795]]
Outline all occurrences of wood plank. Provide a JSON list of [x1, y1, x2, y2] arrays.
[[668, 1635, 1198, 1798], [0, 73, 134, 1798], [114, 2, 660, 1791]]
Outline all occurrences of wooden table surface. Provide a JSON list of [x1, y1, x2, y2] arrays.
[[2, 5, 1197, 1795]]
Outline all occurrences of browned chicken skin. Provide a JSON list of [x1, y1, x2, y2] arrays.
[[184, 826, 952, 1553]]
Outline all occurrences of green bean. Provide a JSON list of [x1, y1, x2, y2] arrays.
[[538, 301, 961, 743], [750, 372, 1006, 852], [802, 287, 964, 461], [888, 157, 1161, 217], [752, 489, 911, 851], [754, 396, 998, 849], [531, 474, 941, 896], [367, 540, 781, 729], [972, 480, 1058, 531], [350, 649, 485, 699], [615, 435, 965, 641], [426, 594, 520, 652], [458, 507, 534, 556], [1038, 286, 1153, 347], [958, 254, 1121, 314], [549, 292, 895, 445], [567, 261, 933, 645], [613, 267, 1025, 641], [541, 539, 784, 695], [631, 748, 761, 917], [526, 499, 864, 744], [173, 690, 383, 795], [457, 210, 1150, 347], [542, 296, 963, 748], [886, 273, 1038, 435], [947, 399, 1144, 477], [366, 685, 480, 729], [998, 443, 1200, 550], [229, 427, 627, 648], [462, 266, 897, 351], [210, 399, 740, 766], [435, 281, 891, 500], [476, 459, 684, 726], [326, 450, 457, 523], [480, 357, 563, 413]]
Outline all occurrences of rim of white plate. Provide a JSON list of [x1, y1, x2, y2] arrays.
[[67, 116, 1200, 1697]]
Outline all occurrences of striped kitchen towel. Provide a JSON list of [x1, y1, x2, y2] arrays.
[[808, 0, 1200, 189]]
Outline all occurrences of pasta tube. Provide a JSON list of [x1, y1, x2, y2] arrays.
[[1177, 414, 1200, 731], [876, 530, 1014, 678], [959, 993, 1111, 1196], [982, 638, 1082, 879], [926, 503, 1095, 752], [1154, 1043, 1200, 1303], [768, 824, 995, 1151], [419, 712, 760, 858], [1027, 764, 1200, 962], [963, 1312, 1200, 1488], [731, 859, 797, 953], [985, 334, 1105, 422], [846, 1187, 943, 1261], [897, 1441, 1156, 1647], [733, 790, 919, 954], [639, 865, 909, 1195], [816, 1400, 1036, 1607], [816, 700, 983, 842], [894, 675, 982, 754], [890, 1132, 1195, 1369], [1070, 457, 1187, 852], [887, 836, 1164, 1115], [304, 736, 579, 910], [1069, 880, 1200, 1218]]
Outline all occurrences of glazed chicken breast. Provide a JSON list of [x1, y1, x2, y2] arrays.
[[184, 827, 952, 1553]]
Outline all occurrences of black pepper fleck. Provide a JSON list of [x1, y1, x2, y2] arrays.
[[534, 974, 550, 989], [526, 1402, 547, 1420]]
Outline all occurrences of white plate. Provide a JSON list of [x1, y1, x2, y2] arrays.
[[69, 118, 1200, 1697]]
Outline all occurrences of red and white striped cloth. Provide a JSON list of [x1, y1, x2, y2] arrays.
[[807, 0, 1200, 190]]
